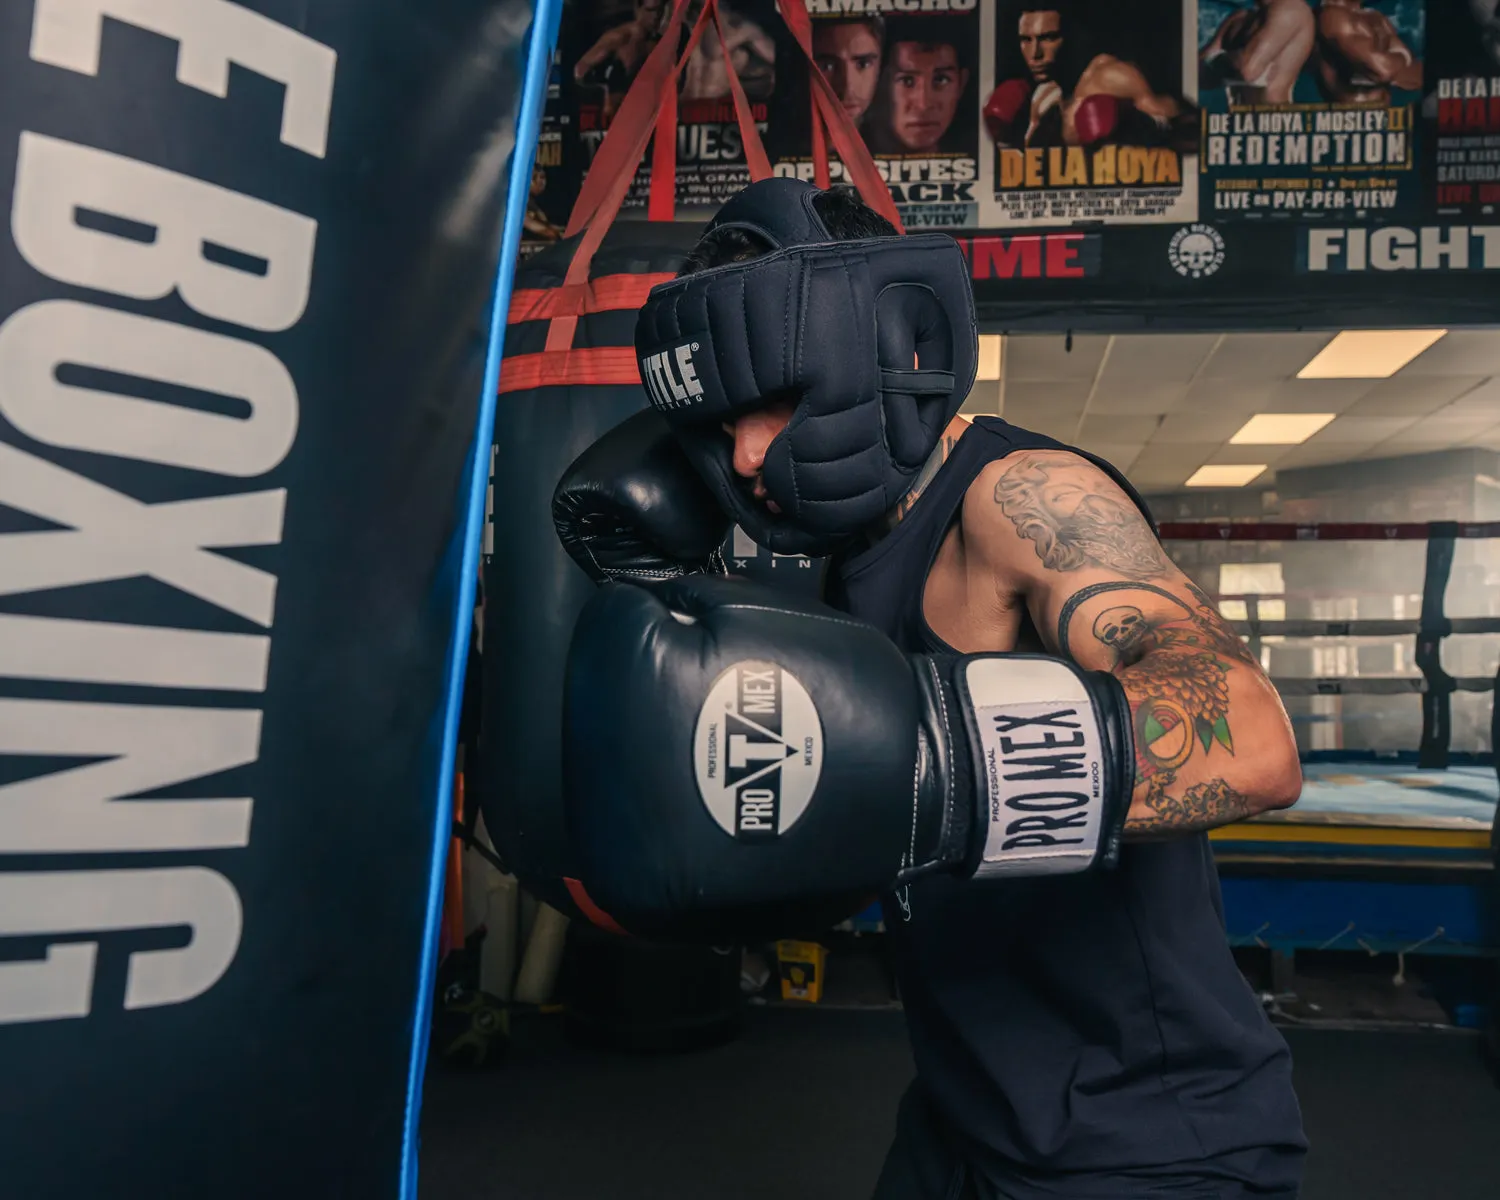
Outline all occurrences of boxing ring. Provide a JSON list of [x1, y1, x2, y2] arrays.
[[1159, 520, 1500, 960]]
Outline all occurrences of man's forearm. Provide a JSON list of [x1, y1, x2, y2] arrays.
[[1118, 652, 1259, 838]]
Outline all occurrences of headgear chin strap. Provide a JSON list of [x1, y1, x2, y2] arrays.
[[635, 179, 978, 557]]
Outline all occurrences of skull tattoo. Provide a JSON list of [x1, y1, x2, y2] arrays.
[[1093, 605, 1149, 657]]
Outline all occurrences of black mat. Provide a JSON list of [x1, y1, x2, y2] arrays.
[[418, 1008, 1500, 1199]]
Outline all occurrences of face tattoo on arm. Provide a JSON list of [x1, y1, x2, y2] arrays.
[[992, 454, 1174, 580], [979, 451, 1300, 839]]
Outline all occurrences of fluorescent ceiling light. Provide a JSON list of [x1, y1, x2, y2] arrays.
[[1230, 412, 1335, 445], [1185, 464, 1267, 488], [977, 334, 1003, 381], [1297, 329, 1446, 379]]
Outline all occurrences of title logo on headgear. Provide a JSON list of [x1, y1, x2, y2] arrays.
[[693, 661, 823, 841], [641, 342, 705, 410]]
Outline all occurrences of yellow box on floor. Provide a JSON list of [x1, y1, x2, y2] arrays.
[[776, 941, 826, 1003]]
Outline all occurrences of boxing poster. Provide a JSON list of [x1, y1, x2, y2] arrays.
[[568, 0, 791, 219], [979, 0, 1202, 226], [1196, 0, 1423, 221], [772, 1, 982, 229], [1424, 0, 1500, 219]]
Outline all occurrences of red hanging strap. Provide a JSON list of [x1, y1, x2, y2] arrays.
[[710, 0, 772, 182], [646, 0, 716, 222]]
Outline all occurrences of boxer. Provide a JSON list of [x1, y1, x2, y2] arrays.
[[985, 3, 1196, 151], [1311, 0, 1422, 106], [877, 35, 970, 154], [573, 0, 669, 122], [813, 17, 885, 128], [1200, 0, 1317, 106], [552, 180, 1307, 1199]]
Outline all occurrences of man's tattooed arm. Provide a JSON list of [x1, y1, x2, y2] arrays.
[[968, 451, 1302, 837]]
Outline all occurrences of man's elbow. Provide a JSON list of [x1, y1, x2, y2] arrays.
[[1249, 745, 1302, 816]]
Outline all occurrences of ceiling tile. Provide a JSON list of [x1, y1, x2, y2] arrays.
[[1004, 335, 1110, 381], [1001, 380, 1094, 414], [1079, 414, 1162, 443], [1199, 332, 1337, 380], [1398, 330, 1500, 376], [1130, 443, 1214, 474], [1342, 375, 1486, 417], [1089, 380, 1193, 415], [962, 378, 1004, 416], [1004, 409, 1080, 442], [1130, 472, 1194, 493], [1315, 415, 1421, 441], [1437, 377, 1500, 415], [1152, 410, 1246, 444], [1075, 442, 1144, 473], [1380, 433, 1471, 455], [1377, 414, 1500, 452], [1212, 444, 1293, 466], [1099, 334, 1220, 381], [1406, 413, 1500, 435], [1182, 378, 1279, 412], [1272, 442, 1379, 469], [1260, 378, 1376, 411]]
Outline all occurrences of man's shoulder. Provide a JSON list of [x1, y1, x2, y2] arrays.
[[959, 447, 1110, 560], [1079, 52, 1147, 91], [1316, 5, 1357, 36], [966, 446, 1114, 510]]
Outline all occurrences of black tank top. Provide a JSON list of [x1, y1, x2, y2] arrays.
[[826, 417, 1307, 1198]]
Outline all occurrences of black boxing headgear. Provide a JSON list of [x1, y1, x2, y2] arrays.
[[634, 178, 978, 557]]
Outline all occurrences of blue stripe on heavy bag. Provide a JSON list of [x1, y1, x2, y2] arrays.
[[0, 2, 552, 1196]]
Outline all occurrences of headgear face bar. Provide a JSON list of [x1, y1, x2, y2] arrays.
[[635, 178, 978, 557]]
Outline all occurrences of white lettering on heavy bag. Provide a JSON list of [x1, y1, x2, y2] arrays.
[[0, 441, 285, 627], [0, 869, 242, 1024], [0, 699, 259, 853], [30, 0, 337, 157], [0, 300, 300, 476], [0, 1, 340, 1019], [13, 134, 318, 331], [0, 614, 269, 691]]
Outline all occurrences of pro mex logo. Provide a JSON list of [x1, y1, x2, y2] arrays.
[[693, 661, 823, 840], [640, 341, 704, 410], [985, 706, 1099, 853]]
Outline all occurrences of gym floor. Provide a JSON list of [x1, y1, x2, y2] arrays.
[[418, 1006, 1500, 1200]]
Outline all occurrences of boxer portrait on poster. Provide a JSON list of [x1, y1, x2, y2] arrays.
[[985, 0, 1198, 154], [550, 177, 1307, 1200], [864, 16, 978, 157]]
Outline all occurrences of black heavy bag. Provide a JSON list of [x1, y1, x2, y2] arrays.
[[480, 221, 700, 921], [0, 1, 558, 1197]]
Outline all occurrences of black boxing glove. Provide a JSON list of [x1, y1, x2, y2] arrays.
[[552, 409, 730, 584], [561, 577, 1133, 940]]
